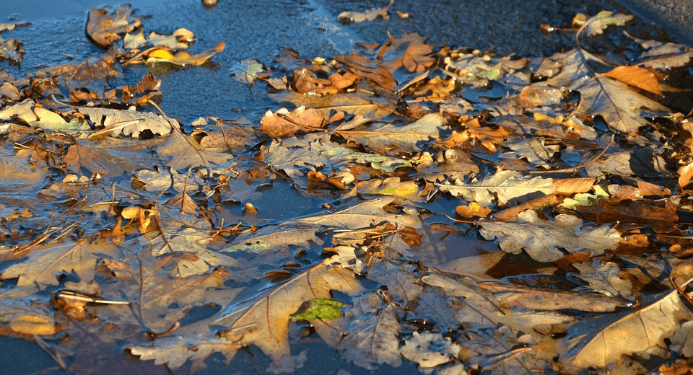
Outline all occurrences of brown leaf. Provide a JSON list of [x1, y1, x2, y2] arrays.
[[85, 5, 143, 49], [0, 36, 24, 63], [157, 131, 233, 169], [678, 163, 693, 189], [560, 288, 693, 369], [456, 202, 492, 218], [218, 263, 362, 362], [492, 194, 558, 221], [554, 178, 596, 194], [336, 53, 397, 91], [577, 199, 678, 223], [64, 141, 141, 176], [603, 65, 664, 96], [479, 283, 628, 312], [259, 106, 325, 137], [381, 32, 436, 73]]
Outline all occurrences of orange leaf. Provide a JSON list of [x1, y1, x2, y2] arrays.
[[554, 178, 596, 194], [492, 195, 558, 221], [603, 65, 664, 96], [679, 163, 693, 189]]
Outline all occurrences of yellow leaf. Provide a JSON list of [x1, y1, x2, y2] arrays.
[[146, 42, 225, 66], [10, 314, 57, 335]]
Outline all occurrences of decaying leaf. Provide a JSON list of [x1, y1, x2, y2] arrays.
[[145, 42, 225, 66], [437, 170, 555, 207], [340, 293, 402, 370], [479, 210, 621, 262], [560, 288, 693, 369], [124, 28, 194, 50], [260, 106, 325, 138], [338, 0, 394, 24], [86, 5, 143, 49]]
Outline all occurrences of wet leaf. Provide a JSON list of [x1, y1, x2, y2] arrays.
[[338, 0, 393, 24], [400, 332, 460, 368], [86, 5, 143, 49], [543, 50, 669, 133], [212, 262, 362, 363], [0, 36, 24, 63], [157, 131, 233, 169], [381, 32, 436, 73], [64, 141, 141, 176], [146, 42, 225, 66], [560, 288, 693, 369], [0, 241, 113, 290], [574, 11, 633, 36], [340, 293, 402, 370], [570, 260, 634, 300], [124, 28, 193, 50], [297, 196, 420, 230], [603, 65, 663, 96], [77, 106, 174, 137], [479, 210, 621, 262], [291, 298, 345, 320], [9, 314, 57, 336], [337, 112, 445, 153], [259, 106, 325, 137], [437, 170, 555, 207]]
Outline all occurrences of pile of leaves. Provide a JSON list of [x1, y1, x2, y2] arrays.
[[1, 5, 693, 374]]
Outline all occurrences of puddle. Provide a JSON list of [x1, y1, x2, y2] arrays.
[[1, 0, 692, 373]]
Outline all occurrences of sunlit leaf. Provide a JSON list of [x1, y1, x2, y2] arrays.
[[479, 210, 621, 262], [86, 5, 143, 49], [146, 42, 225, 66], [560, 288, 693, 369], [437, 170, 555, 207]]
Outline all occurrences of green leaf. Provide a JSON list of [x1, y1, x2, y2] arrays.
[[291, 298, 345, 320]]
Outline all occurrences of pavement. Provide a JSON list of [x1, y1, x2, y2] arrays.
[[624, 0, 693, 44]]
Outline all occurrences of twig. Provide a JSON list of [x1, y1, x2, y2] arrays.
[[528, 135, 613, 174], [182, 165, 192, 214]]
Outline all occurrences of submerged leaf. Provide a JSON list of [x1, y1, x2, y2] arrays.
[[479, 210, 621, 262], [560, 289, 693, 369]]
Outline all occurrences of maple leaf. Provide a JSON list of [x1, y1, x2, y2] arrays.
[[540, 49, 669, 133], [381, 32, 436, 73]]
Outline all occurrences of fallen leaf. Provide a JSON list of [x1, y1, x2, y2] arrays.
[[560, 288, 693, 369], [479, 210, 621, 262], [603, 65, 664, 96], [437, 170, 555, 207], [338, 0, 394, 24], [86, 5, 143, 49], [259, 106, 325, 137], [146, 42, 225, 66], [339, 292, 402, 370], [400, 331, 459, 368]]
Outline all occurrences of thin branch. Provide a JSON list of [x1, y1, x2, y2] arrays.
[[528, 135, 614, 174]]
